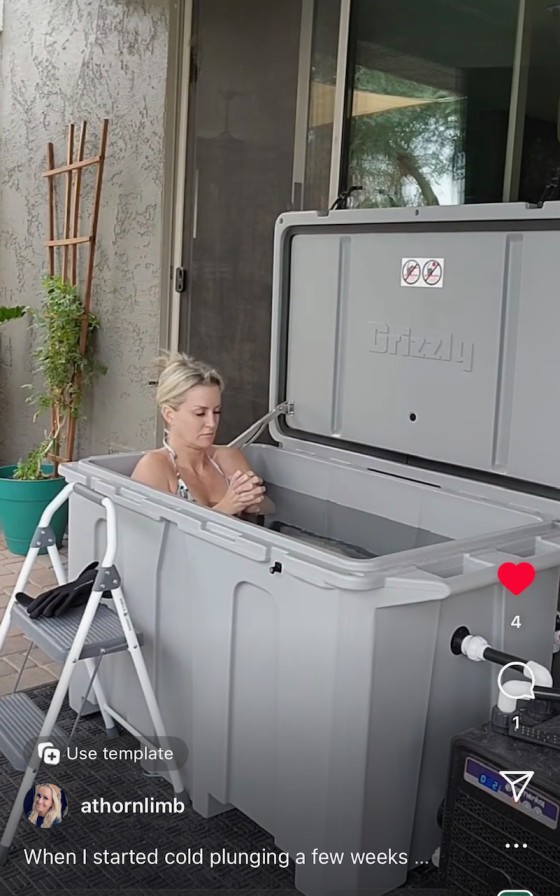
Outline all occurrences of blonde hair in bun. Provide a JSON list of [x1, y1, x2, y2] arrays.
[[153, 352, 224, 412]]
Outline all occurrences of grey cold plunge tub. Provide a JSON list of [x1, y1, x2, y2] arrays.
[[62, 202, 560, 895]]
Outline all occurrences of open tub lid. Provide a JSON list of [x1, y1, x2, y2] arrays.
[[268, 202, 560, 495]]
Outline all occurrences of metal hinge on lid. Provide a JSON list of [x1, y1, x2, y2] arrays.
[[228, 401, 294, 449]]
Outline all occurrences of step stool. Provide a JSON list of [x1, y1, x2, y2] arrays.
[[0, 481, 188, 862]]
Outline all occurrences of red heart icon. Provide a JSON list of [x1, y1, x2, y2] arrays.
[[497, 562, 535, 595]]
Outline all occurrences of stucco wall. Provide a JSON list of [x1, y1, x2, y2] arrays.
[[0, 0, 170, 464]]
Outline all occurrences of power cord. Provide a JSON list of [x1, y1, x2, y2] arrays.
[[537, 167, 560, 207], [330, 185, 363, 210]]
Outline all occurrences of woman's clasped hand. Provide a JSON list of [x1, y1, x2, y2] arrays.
[[217, 470, 266, 516]]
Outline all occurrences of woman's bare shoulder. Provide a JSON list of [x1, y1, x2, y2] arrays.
[[132, 447, 169, 471], [211, 445, 251, 474], [131, 449, 175, 492]]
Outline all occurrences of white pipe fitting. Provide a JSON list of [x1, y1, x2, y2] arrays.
[[497, 679, 534, 713], [525, 660, 553, 688], [461, 634, 489, 662]]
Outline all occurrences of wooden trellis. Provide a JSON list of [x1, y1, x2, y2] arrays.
[[43, 118, 108, 467]]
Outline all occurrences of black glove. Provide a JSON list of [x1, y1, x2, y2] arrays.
[[15, 562, 111, 619]]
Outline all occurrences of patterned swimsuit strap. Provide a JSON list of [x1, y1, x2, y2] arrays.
[[162, 434, 178, 475], [162, 434, 189, 495], [163, 436, 231, 502]]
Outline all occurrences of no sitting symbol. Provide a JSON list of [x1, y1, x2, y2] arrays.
[[422, 259, 442, 285], [402, 259, 421, 285]]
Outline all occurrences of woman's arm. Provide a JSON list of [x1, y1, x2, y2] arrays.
[[213, 446, 275, 514]]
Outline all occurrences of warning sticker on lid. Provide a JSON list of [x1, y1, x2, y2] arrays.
[[401, 257, 444, 288]]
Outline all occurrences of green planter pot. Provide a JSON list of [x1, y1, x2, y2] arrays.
[[0, 465, 68, 555]]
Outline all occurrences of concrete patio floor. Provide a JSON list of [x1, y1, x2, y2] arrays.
[[0, 532, 63, 694]]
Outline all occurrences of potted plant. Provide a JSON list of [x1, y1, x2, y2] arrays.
[[0, 276, 105, 554]]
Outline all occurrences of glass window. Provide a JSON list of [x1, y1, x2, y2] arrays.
[[342, 0, 519, 208], [518, 1, 560, 204]]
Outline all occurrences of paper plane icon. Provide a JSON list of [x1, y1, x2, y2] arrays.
[[499, 771, 534, 803]]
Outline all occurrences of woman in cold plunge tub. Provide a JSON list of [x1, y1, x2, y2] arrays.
[[132, 353, 274, 518]]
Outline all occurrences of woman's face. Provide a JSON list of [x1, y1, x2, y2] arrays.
[[166, 384, 222, 449], [35, 786, 53, 816]]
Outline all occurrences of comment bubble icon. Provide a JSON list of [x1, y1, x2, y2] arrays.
[[497, 662, 536, 702]]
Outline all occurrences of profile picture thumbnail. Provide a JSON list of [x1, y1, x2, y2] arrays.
[[24, 783, 68, 829]]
